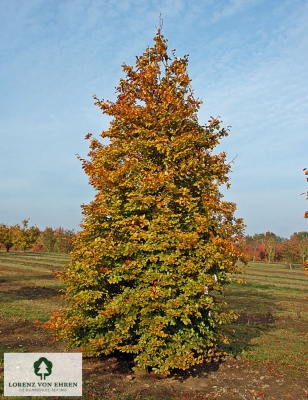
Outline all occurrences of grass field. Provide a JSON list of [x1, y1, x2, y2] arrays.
[[223, 261, 308, 371], [1, 252, 308, 399]]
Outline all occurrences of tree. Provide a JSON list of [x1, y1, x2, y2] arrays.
[[34, 227, 76, 253], [265, 232, 275, 262], [282, 234, 299, 269], [273, 240, 284, 262], [14, 219, 40, 252], [264, 232, 285, 262], [296, 232, 308, 263], [41, 227, 57, 253], [244, 233, 265, 261], [0, 224, 16, 251], [53, 227, 76, 253], [42, 28, 245, 374], [61, 229, 75, 253]]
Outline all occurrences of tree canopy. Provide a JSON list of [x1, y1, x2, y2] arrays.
[[42, 28, 245, 374]]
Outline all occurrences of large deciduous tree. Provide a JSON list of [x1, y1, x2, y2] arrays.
[[43, 29, 245, 374]]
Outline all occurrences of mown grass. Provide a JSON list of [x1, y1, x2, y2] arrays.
[[0, 252, 68, 398], [0, 251, 66, 321], [222, 261, 308, 374]]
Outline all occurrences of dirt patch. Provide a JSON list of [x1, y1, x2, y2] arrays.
[[83, 356, 307, 399], [2, 284, 61, 300], [235, 313, 275, 327], [1, 317, 308, 399]]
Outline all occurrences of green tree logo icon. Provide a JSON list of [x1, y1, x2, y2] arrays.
[[33, 357, 53, 380]]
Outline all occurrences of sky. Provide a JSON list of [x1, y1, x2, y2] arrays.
[[0, 0, 307, 238]]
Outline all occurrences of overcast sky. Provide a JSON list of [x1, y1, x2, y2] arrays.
[[1, 0, 307, 238]]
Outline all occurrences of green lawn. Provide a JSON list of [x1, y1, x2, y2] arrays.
[[222, 261, 308, 373]]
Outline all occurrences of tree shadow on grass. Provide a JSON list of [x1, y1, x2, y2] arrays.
[[218, 312, 275, 358], [162, 288, 284, 381], [2, 285, 62, 300], [1, 275, 59, 281], [215, 285, 286, 360]]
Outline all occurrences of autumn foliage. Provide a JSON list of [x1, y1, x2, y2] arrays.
[[242, 231, 308, 268], [0, 220, 40, 252], [0, 221, 75, 253], [43, 29, 245, 374]]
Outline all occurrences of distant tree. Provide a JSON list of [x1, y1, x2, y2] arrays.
[[273, 240, 284, 262], [294, 231, 308, 242], [61, 229, 75, 253], [34, 227, 75, 253], [53, 227, 65, 252], [42, 28, 246, 375], [265, 232, 285, 262], [14, 220, 40, 252], [244, 233, 265, 261], [292, 232, 308, 264], [41, 227, 57, 253], [298, 237, 308, 264], [242, 241, 256, 262], [0, 224, 16, 251], [243, 232, 285, 262], [282, 234, 299, 269], [265, 232, 276, 262]]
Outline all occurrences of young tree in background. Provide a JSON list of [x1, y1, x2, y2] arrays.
[[273, 239, 284, 262], [0, 224, 16, 252], [243, 233, 285, 262], [35, 227, 76, 253], [41, 227, 57, 253], [48, 227, 76, 253], [14, 219, 40, 252], [244, 233, 265, 261], [53, 227, 65, 253], [265, 232, 285, 263], [43, 28, 245, 374], [265, 232, 276, 262], [296, 232, 308, 264], [282, 234, 299, 270], [61, 229, 75, 254]]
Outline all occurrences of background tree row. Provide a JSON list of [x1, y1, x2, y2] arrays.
[[243, 231, 308, 268], [0, 220, 75, 253]]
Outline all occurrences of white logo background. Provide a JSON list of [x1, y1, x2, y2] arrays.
[[4, 353, 82, 396]]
